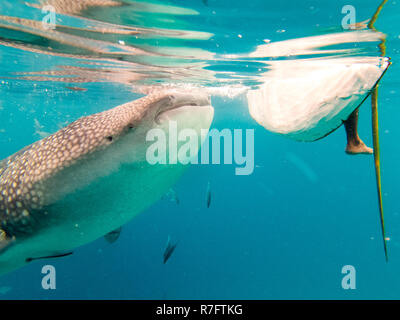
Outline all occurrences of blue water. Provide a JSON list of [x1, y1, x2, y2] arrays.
[[0, 0, 400, 299]]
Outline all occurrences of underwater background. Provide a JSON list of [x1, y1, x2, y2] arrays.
[[0, 0, 400, 299]]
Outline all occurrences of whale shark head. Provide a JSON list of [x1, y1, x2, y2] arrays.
[[115, 90, 214, 163], [0, 90, 214, 275]]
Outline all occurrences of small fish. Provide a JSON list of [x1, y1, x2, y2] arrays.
[[104, 227, 122, 244], [206, 181, 211, 208], [66, 86, 88, 92], [163, 236, 178, 264], [163, 188, 180, 205]]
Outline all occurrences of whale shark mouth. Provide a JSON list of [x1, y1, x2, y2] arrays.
[[155, 93, 212, 124]]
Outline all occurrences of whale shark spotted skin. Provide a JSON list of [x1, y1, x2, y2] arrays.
[[0, 90, 214, 275]]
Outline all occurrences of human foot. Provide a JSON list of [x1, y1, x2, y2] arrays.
[[345, 139, 373, 155]]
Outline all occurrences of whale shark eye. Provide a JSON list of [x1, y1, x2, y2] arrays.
[[127, 124, 137, 133], [106, 136, 113, 142]]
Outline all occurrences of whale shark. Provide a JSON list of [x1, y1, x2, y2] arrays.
[[0, 90, 214, 275]]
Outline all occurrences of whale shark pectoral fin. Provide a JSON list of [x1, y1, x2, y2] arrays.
[[104, 227, 122, 244], [0, 230, 16, 254], [25, 251, 73, 263]]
